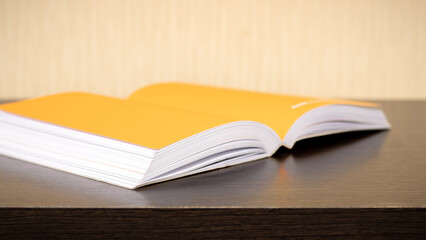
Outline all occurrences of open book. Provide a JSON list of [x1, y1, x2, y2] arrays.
[[0, 83, 390, 189]]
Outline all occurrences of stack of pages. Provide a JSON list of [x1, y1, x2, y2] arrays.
[[0, 83, 390, 189]]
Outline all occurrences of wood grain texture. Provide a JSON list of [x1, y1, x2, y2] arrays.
[[0, 0, 425, 100], [1, 208, 425, 239]]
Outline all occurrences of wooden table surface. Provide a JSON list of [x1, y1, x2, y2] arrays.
[[1, 101, 425, 239]]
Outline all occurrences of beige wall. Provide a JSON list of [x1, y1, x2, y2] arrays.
[[0, 0, 425, 100]]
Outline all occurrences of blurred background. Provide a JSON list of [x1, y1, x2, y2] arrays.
[[0, 0, 425, 100]]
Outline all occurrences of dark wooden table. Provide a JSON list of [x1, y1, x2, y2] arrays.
[[1, 101, 425, 239]]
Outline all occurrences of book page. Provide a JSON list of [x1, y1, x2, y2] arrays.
[[0, 92, 238, 149], [127, 83, 377, 139]]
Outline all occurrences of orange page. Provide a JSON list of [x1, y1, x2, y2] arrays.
[[0, 92, 237, 149], [128, 83, 377, 139]]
